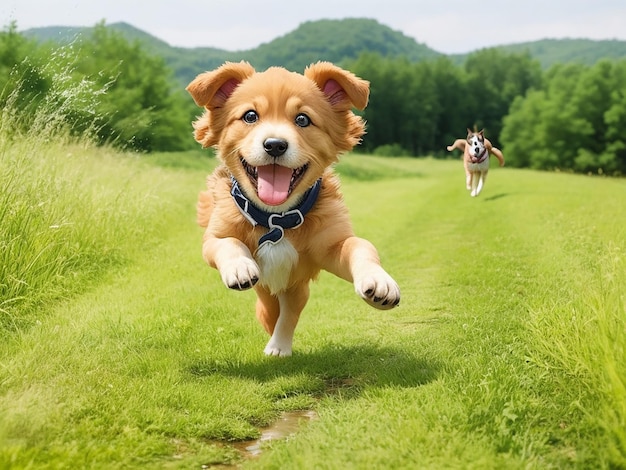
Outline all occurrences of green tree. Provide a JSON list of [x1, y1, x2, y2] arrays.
[[350, 54, 441, 155], [464, 49, 542, 141], [502, 64, 590, 169], [0, 22, 51, 128], [572, 60, 626, 174], [502, 60, 626, 174], [0, 22, 30, 77], [350, 50, 541, 157], [73, 22, 191, 151], [430, 57, 471, 150], [1, 22, 193, 151], [500, 92, 542, 168], [404, 61, 440, 155], [601, 62, 626, 174], [349, 53, 400, 153]]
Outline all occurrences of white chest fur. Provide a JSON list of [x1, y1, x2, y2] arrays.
[[255, 239, 299, 294], [466, 157, 490, 171]]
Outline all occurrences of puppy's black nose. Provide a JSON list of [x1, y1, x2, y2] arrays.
[[264, 138, 288, 157]]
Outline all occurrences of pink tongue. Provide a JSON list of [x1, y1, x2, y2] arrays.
[[257, 164, 293, 206]]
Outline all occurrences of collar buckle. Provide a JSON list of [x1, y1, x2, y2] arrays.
[[230, 176, 321, 247], [268, 209, 304, 230]]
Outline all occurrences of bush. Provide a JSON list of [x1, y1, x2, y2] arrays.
[[0, 22, 194, 152], [372, 143, 411, 157]]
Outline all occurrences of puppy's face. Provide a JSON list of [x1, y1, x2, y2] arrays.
[[187, 62, 370, 212], [466, 129, 486, 158]]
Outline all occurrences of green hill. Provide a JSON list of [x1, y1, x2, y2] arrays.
[[494, 38, 626, 68], [239, 18, 441, 70], [23, 22, 171, 51], [23, 18, 441, 85], [22, 19, 626, 86]]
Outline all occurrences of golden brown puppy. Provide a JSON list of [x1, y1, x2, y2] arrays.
[[447, 128, 504, 197], [186, 61, 400, 357]]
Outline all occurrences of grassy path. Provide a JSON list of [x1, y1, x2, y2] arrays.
[[1, 155, 625, 468]]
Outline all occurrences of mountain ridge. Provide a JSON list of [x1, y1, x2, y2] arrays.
[[22, 19, 626, 85]]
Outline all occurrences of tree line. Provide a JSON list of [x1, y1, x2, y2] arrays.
[[501, 61, 626, 174], [349, 51, 626, 175], [347, 50, 542, 157], [1, 22, 195, 152], [2, 22, 624, 174]]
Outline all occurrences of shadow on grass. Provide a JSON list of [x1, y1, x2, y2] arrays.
[[188, 345, 440, 463], [483, 192, 510, 202], [188, 343, 439, 395]]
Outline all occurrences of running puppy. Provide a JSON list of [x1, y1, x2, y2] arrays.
[[187, 61, 400, 357], [447, 128, 505, 197]]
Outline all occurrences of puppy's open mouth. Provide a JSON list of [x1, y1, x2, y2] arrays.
[[241, 158, 308, 206]]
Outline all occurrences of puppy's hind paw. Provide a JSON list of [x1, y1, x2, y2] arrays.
[[355, 270, 401, 310], [220, 257, 260, 290]]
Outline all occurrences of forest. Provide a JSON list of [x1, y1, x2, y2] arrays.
[[3, 21, 626, 175]]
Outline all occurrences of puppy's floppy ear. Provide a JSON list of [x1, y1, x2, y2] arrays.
[[186, 61, 255, 108], [304, 62, 370, 111], [466, 128, 473, 138], [186, 62, 255, 148]]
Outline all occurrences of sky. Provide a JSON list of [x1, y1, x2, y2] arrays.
[[2, 0, 625, 54]]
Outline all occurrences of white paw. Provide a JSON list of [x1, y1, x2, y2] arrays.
[[354, 269, 401, 310], [220, 257, 260, 290], [264, 338, 292, 357], [470, 189, 477, 197]]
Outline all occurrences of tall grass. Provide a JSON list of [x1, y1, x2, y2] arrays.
[[527, 236, 626, 466], [0, 59, 169, 335]]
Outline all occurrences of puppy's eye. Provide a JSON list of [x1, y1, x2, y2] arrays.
[[242, 110, 258, 124], [294, 113, 311, 128]]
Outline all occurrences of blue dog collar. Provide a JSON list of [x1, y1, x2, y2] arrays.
[[230, 176, 322, 248]]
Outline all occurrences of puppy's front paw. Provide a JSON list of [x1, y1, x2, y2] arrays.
[[220, 257, 260, 290], [355, 269, 401, 310], [264, 339, 292, 357]]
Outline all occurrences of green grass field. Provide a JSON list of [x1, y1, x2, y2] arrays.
[[1, 140, 625, 468]]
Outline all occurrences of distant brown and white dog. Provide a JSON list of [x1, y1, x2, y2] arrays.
[[447, 128, 505, 197], [186, 61, 400, 357]]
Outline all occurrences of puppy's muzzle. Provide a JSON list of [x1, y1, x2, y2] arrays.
[[264, 138, 288, 158]]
